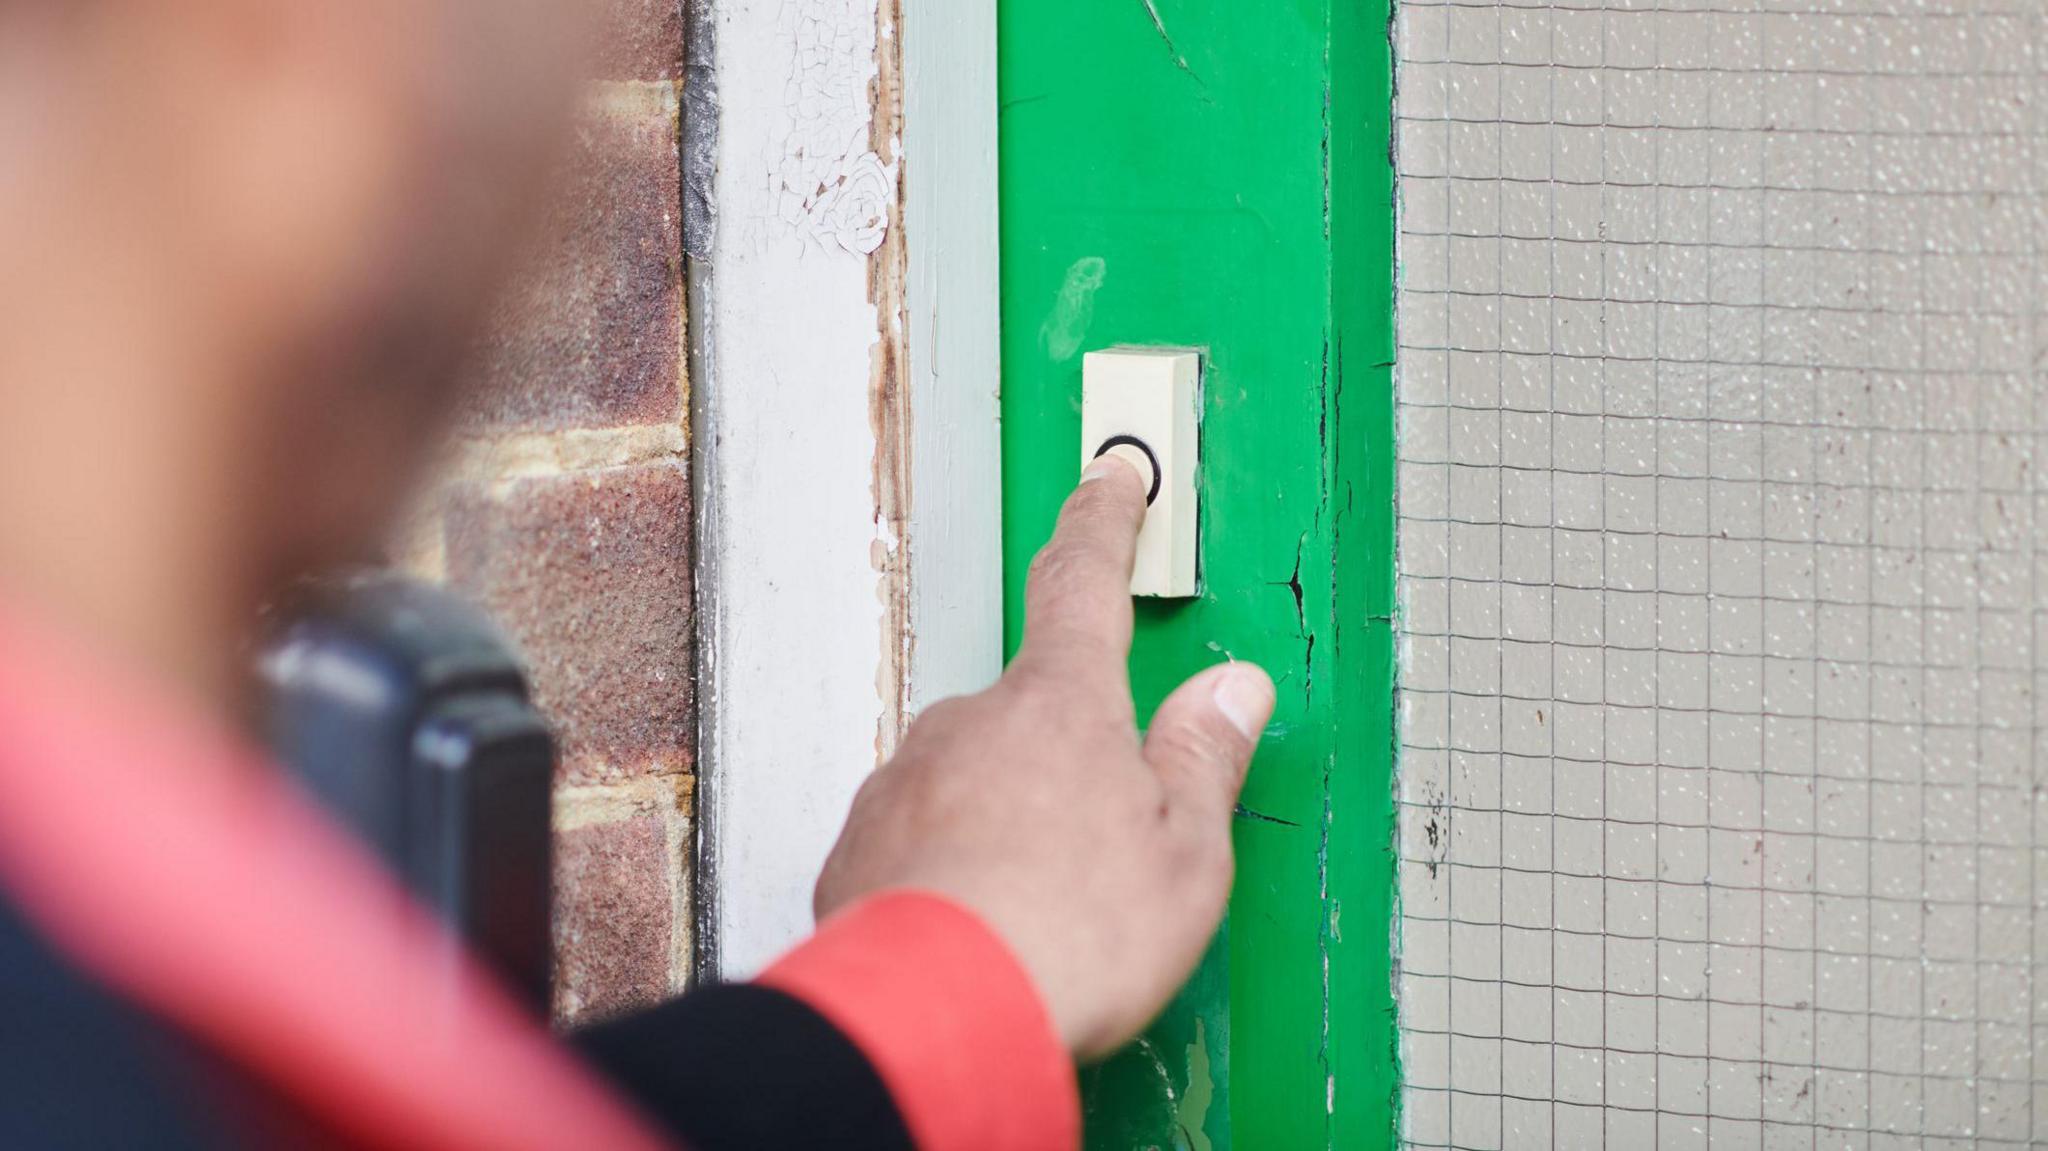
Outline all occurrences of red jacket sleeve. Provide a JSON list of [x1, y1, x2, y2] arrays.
[[757, 890, 1081, 1151]]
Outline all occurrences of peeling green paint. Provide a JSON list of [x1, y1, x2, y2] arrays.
[[996, 1, 1398, 1145], [1175, 1018, 1215, 1151], [1039, 257, 1109, 364]]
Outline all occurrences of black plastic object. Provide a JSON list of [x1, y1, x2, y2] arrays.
[[260, 573, 553, 1014]]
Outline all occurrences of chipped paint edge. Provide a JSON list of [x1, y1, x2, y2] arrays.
[[869, 0, 914, 754], [691, 0, 897, 979], [691, 0, 1000, 979]]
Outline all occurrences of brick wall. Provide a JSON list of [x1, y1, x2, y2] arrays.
[[396, 4, 694, 1026]]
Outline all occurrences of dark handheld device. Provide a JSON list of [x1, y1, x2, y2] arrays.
[[259, 574, 553, 1014]]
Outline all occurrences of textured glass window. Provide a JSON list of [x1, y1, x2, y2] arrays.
[[1396, 3, 2048, 1146]]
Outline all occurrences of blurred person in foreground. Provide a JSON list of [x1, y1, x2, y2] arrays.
[[0, 3, 1275, 1149]]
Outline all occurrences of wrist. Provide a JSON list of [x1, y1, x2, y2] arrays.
[[758, 889, 1081, 1151]]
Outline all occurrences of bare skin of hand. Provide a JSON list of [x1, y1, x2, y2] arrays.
[[813, 454, 1276, 1061]]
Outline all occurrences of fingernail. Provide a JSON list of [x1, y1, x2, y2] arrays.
[[1213, 665, 1276, 740], [1082, 453, 1134, 484]]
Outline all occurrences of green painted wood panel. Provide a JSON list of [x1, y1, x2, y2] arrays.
[[996, 2, 1398, 1146]]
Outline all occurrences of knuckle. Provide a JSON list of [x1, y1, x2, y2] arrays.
[[1025, 543, 1086, 598], [999, 684, 1068, 746], [996, 658, 1053, 698], [1151, 721, 1233, 771], [1064, 477, 1114, 513], [1074, 469, 1143, 515], [995, 662, 1082, 724]]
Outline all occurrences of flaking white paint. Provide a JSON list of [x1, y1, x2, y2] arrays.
[[696, 0, 1001, 979], [770, 0, 896, 256], [696, 0, 894, 978]]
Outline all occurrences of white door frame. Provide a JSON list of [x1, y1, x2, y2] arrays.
[[689, 0, 1002, 979]]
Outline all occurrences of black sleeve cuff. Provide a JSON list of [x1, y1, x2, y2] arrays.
[[571, 983, 915, 1151]]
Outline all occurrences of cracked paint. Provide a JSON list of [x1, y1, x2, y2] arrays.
[[1137, 0, 1203, 86], [773, 0, 898, 254], [1233, 802, 1301, 829], [1000, 0, 1397, 1141], [698, 0, 907, 978]]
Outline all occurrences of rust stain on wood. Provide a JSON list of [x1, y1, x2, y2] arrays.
[[866, 0, 914, 758]]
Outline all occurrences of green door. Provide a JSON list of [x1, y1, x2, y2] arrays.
[[997, 2, 1399, 1146]]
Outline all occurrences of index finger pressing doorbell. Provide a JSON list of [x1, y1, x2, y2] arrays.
[[1081, 347, 1201, 598]]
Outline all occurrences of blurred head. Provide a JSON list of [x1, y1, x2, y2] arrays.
[[0, 0, 582, 695]]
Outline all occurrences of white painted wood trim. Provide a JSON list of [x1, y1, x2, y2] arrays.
[[691, 0, 1004, 980], [692, 0, 895, 980], [900, 0, 1005, 715]]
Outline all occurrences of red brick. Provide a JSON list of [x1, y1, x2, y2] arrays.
[[464, 104, 682, 433], [593, 0, 685, 81], [553, 812, 673, 1022], [446, 463, 693, 784]]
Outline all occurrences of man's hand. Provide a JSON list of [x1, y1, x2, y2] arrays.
[[813, 455, 1275, 1061]]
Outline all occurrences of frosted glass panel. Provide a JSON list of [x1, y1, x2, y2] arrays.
[[1394, 3, 2048, 1147]]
